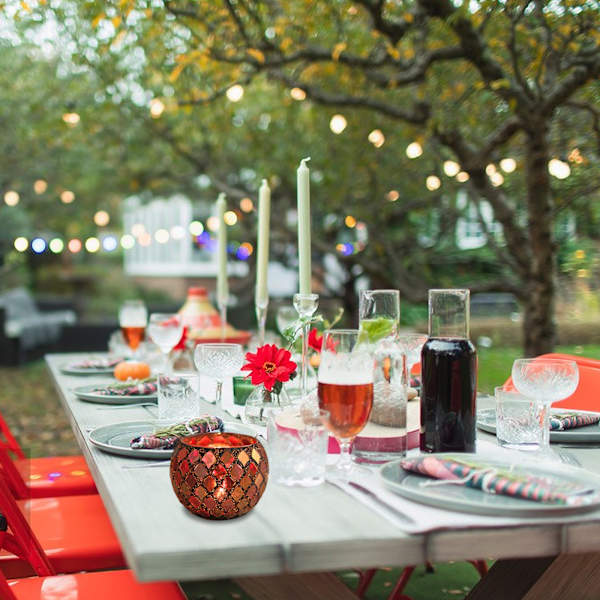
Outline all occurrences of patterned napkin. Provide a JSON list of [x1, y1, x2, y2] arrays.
[[401, 455, 599, 506], [94, 378, 157, 396], [130, 416, 223, 450], [549, 413, 600, 431], [68, 357, 122, 369]]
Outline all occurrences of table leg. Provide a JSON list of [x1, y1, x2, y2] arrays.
[[466, 553, 600, 600], [234, 572, 359, 600]]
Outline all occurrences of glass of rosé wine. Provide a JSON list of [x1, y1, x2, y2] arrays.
[[317, 329, 374, 475]]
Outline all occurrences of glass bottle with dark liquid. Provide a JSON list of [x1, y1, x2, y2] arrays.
[[420, 289, 477, 453]]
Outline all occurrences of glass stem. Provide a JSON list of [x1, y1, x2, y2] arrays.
[[338, 441, 353, 473], [301, 320, 309, 400], [215, 380, 223, 408]]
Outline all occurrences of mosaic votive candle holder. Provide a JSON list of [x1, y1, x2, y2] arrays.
[[170, 431, 269, 520]]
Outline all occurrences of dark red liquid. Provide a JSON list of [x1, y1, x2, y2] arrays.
[[420, 337, 477, 453], [318, 382, 373, 439]]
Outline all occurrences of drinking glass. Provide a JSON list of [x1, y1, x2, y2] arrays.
[[397, 333, 428, 384], [194, 343, 244, 408], [511, 358, 579, 451], [317, 329, 374, 474], [359, 290, 400, 343], [147, 313, 183, 371], [495, 386, 543, 451], [276, 305, 298, 338], [157, 372, 200, 425], [119, 300, 147, 358]]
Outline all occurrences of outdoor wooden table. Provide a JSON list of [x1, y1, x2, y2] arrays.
[[45, 353, 600, 600]]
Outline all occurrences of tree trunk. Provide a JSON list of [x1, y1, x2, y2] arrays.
[[522, 122, 557, 356]]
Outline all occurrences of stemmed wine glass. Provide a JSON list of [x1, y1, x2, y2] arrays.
[[119, 300, 147, 359], [194, 343, 244, 408], [318, 329, 374, 475], [276, 305, 298, 340], [511, 358, 579, 452], [147, 313, 184, 372], [359, 290, 400, 343]]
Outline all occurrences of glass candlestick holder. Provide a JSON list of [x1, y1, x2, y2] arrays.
[[217, 296, 228, 342], [255, 298, 269, 346], [293, 293, 319, 402]]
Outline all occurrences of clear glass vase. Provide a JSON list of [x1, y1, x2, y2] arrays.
[[243, 385, 292, 426]]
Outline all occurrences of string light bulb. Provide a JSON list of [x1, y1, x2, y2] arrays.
[[406, 142, 423, 158]]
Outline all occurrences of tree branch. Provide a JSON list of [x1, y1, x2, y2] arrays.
[[354, 0, 414, 45]]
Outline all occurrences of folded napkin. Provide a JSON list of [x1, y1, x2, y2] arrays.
[[401, 455, 598, 506], [130, 416, 223, 450], [94, 378, 157, 396], [69, 357, 122, 369], [550, 412, 600, 431]]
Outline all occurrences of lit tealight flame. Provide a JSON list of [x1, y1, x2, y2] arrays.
[[426, 175, 441, 191], [329, 114, 347, 135], [4, 190, 19, 206], [406, 142, 423, 159], [368, 129, 385, 148], [226, 84, 244, 102]]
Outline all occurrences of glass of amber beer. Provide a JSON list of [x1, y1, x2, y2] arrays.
[[119, 299, 148, 358], [318, 329, 374, 474]]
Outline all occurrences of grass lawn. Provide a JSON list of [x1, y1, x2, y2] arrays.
[[1, 346, 598, 599]]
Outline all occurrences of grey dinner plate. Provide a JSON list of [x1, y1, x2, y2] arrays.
[[73, 384, 157, 405], [379, 453, 600, 517], [61, 365, 117, 375], [88, 420, 260, 459], [478, 407, 600, 443]]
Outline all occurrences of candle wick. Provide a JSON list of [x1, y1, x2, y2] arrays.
[[300, 157, 311, 166], [261, 178, 268, 186]]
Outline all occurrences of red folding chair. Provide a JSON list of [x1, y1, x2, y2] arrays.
[[502, 353, 600, 412], [0, 472, 125, 578], [0, 501, 185, 600], [0, 409, 96, 498]]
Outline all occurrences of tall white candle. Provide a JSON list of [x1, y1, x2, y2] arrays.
[[216, 193, 228, 306], [297, 157, 312, 295], [255, 179, 271, 307]]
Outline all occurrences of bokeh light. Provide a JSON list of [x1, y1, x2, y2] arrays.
[[4, 190, 19, 206], [62, 112, 80, 126], [443, 160, 460, 177], [120, 234, 135, 249], [150, 98, 165, 118], [406, 142, 423, 158], [31, 237, 46, 254], [290, 87, 306, 101], [485, 164, 497, 176], [94, 210, 110, 226], [456, 171, 470, 183], [138, 232, 152, 247], [68, 238, 82, 253], [426, 175, 441, 191], [500, 158, 517, 173], [60, 190, 75, 204], [170, 225, 186, 240], [85, 237, 100, 253], [14, 237, 28, 252], [329, 114, 347, 134], [49, 238, 64, 253], [102, 236, 118, 252], [154, 228, 170, 244], [490, 172, 504, 187], [386, 190, 400, 202], [131, 223, 145, 237], [345, 215, 357, 228], [548, 158, 570, 179], [189, 221, 204, 236], [33, 179, 47, 194], [206, 216, 219, 232], [368, 129, 385, 148], [224, 211, 238, 226], [240, 197, 254, 212], [226, 84, 244, 102]]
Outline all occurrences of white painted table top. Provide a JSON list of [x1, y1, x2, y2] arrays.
[[45, 353, 600, 582]]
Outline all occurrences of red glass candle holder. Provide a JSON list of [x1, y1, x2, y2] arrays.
[[170, 431, 269, 520]]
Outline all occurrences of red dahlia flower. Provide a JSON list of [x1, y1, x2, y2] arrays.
[[308, 328, 323, 352], [241, 344, 297, 392]]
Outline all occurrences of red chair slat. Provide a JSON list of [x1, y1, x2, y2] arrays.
[[0, 412, 24, 460]]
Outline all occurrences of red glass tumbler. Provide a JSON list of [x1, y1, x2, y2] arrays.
[[170, 432, 269, 520]]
